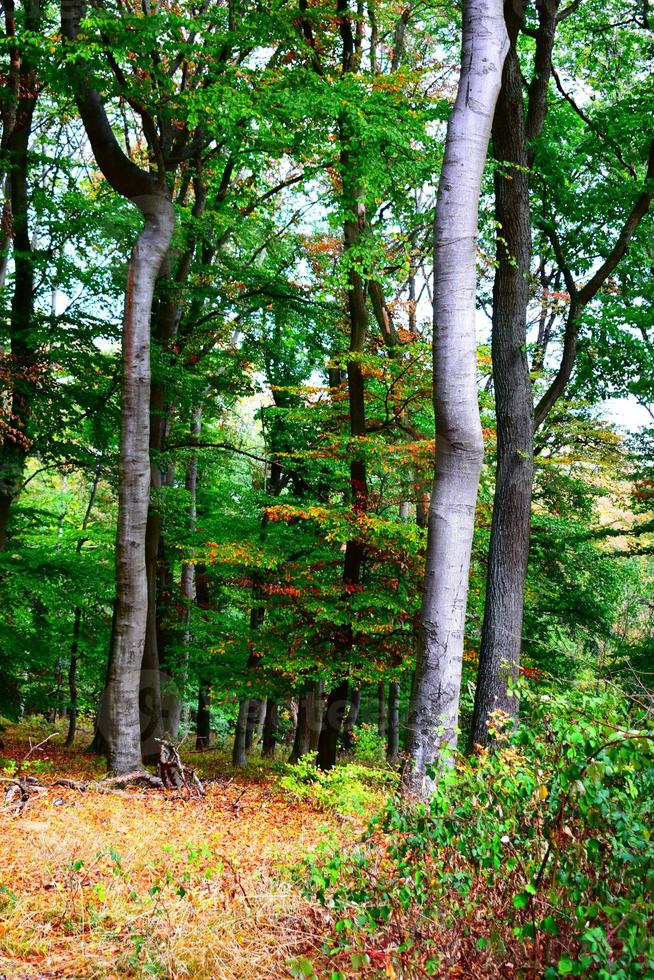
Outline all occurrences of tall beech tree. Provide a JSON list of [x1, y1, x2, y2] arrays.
[[472, 0, 654, 742], [61, 0, 175, 772], [470, 0, 558, 744], [401, 0, 508, 797]]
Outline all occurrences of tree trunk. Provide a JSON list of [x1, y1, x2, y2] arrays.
[[65, 470, 100, 747], [472, 1, 559, 746], [195, 680, 211, 750], [401, 0, 508, 798], [245, 699, 263, 749], [65, 608, 81, 747], [162, 406, 201, 739], [317, 680, 349, 770], [105, 197, 175, 773], [232, 698, 249, 767], [261, 700, 278, 759], [307, 679, 323, 752], [377, 681, 386, 739], [289, 689, 310, 762], [0, 0, 39, 549], [387, 682, 400, 762], [471, 21, 533, 746], [343, 688, 361, 750]]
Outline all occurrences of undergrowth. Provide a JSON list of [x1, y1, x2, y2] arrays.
[[299, 683, 654, 978]]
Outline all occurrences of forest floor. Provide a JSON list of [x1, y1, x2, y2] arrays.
[[0, 724, 362, 979]]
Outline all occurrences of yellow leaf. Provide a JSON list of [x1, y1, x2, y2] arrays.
[[537, 785, 548, 800]]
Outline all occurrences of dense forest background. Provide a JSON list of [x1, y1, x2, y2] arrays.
[[0, 0, 653, 976]]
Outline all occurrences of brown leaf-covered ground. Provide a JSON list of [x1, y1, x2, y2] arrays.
[[0, 726, 349, 979]]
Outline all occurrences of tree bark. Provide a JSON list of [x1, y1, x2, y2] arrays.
[[401, 0, 508, 798], [387, 681, 400, 762], [471, 7, 534, 746], [317, 680, 349, 770], [0, 0, 40, 550], [289, 688, 310, 762], [195, 680, 211, 750], [232, 698, 249, 768], [377, 681, 386, 739], [261, 700, 278, 759], [105, 198, 175, 773], [343, 688, 361, 750], [307, 679, 323, 752]]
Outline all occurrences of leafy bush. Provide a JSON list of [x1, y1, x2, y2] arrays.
[[281, 757, 397, 816], [348, 723, 387, 766], [302, 682, 654, 977]]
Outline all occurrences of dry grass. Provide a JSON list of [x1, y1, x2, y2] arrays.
[[0, 726, 350, 979]]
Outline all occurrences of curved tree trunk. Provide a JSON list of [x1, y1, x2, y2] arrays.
[[105, 198, 175, 773], [401, 0, 508, 798]]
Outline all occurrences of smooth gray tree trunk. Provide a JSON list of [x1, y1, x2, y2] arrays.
[[105, 197, 175, 773], [401, 0, 508, 798]]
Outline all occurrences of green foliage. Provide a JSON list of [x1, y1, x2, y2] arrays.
[[281, 757, 396, 816], [303, 681, 654, 977]]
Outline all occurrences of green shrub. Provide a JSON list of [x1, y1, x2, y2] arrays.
[[348, 723, 387, 766], [302, 682, 654, 978], [281, 757, 397, 816]]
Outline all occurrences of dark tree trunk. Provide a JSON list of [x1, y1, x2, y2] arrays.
[[343, 688, 361, 750], [195, 680, 211, 750], [377, 681, 386, 739], [232, 699, 249, 767], [387, 682, 400, 762], [471, 18, 533, 745], [316, 680, 349, 770], [472, 0, 559, 746], [261, 700, 278, 759], [0, 0, 40, 549]]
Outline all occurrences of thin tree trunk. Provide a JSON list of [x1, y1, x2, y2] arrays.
[[387, 682, 399, 762], [261, 700, 278, 759], [401, 0, 508, 798], [195, 680, 211, 750], [377, 681, 386, 739], [162, 406, 201, 739], [307, 679, 323, 752], [66, 469, 100, 746]]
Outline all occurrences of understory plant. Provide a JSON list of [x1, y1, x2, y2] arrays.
[[302, 681, 654, 977]]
